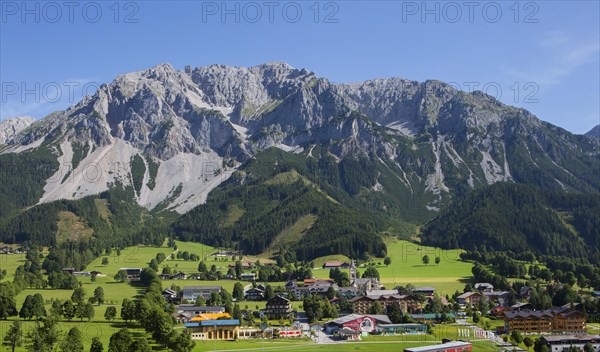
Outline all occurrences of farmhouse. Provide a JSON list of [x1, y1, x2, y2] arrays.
[[474, 283, 494, 292], [413, 286, 436, 298], [541, 334, 600, 352], [172, 272, 187, 280], [162, 288, 178, 302], [519, 286, 534, 299], [303, 278, 335, 286], [182, 286, 222, 302], [404, 341, 472, 352], [240, 273, 256, 281], [263, 295, 292, 319], [244, 287, 264, 301], [119, 268, 142, 281], [322, 261, 342, 269], [483, 291, 511, 307], [456, 292, 483, 305], [211, 250, 236, 257], [510, 302, 533, 311]]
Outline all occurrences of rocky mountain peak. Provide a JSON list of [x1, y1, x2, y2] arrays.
[[2, 62, 598, 215], [586, 125, 600, 139], [0, 116, 35, 144]]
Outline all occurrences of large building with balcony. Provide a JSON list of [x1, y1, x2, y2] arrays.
[[502, 307, 586, 334], [263, 295, 292, 319], [350, 294, 421, 314]]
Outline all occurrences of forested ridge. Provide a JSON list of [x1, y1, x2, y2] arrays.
[[0, 146, 58, 216], [423, 182, 600, 264], [0, 183, 171, 271], [172, 148, 391, 260]]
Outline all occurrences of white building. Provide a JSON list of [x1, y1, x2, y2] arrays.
[[182, 286, 222, 301], [542, 335, 600, 352]]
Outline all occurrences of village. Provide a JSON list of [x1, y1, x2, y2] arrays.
[[110, 256, 598, 352]]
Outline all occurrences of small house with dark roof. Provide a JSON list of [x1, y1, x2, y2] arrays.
[[474, 283, 494, 292], [244, 287, 264, 301]]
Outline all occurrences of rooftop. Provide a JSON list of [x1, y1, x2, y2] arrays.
[[185, 319, 240, 327], [542, 334, 600, 343], [404, 341, 471, 352], [182, 286, 222, 290], [325, 314, 392, 325], [413, 287, 436, 292]]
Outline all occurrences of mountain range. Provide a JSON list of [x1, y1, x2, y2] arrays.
[[1, 62, 599, 258]]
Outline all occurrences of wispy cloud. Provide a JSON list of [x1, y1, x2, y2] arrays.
[[502, 31, 599, 86]]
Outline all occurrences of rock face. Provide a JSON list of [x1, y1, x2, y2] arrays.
[[0, 116, 34, 144], [586, 125, 600, 140], [3, 62, 599, 214]]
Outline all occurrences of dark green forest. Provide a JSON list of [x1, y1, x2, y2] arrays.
[[423, 182, 600, 263], [172, 149, 391, 260], [0, 146, 58, 216]]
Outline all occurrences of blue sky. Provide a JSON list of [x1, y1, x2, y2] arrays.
[[1, 0, 598, 133]]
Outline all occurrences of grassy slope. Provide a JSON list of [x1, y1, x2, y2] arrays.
[[312, 239, 473, 295], [0, 250, 30, 282], [260, 214, 318, 259], [56, 211, 94, 243], [221, 204, 245, 228]]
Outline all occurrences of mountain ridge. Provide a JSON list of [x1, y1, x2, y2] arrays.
[[1, 62, 598, 219], [586, 125, 600, 139]]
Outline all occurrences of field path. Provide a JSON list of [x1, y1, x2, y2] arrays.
[[166, 249, 179, 261]]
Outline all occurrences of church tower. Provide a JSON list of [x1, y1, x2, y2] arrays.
[[350, 259, 357, 282]]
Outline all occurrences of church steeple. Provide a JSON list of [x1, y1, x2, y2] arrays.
[[350, 259, 357, 282]]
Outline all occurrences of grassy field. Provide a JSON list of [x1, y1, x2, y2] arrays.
[[311, 239, 473, 295], [0, 317, 160, 352], [376, 239, 472, 294], [0, 251, 28, 282], [192, 340, 497, 352], [192, 324, 499, 351]]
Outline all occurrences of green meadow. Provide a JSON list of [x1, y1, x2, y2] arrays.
[[192, 324, 498, 351], [311, 239, 474, 295], [0, 317, 160, 352]]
